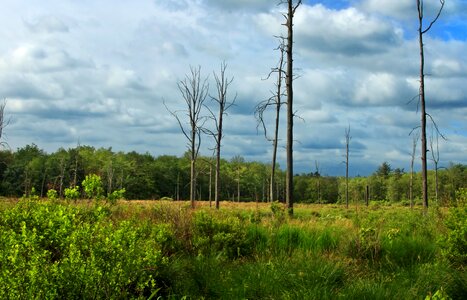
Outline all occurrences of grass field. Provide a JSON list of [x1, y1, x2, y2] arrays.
[[0, 198, 465, 299]]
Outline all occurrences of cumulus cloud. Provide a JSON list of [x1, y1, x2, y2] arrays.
[[0, 0, 465, 175], [24, 15, 70, 33]]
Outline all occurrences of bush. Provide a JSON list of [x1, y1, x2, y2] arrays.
[[0, 201, 164, 299], [47, 189, 58, 201], [82, 174, 104, 200], [107, 188, 125, 204], [192, 211, 250, 259], [64, 186, 80, 201], [439, 206, 467, 266]]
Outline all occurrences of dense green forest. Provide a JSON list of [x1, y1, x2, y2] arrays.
[[1, 144, 466, 205]]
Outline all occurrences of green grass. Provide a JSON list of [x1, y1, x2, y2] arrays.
[[0, 199, 465, 299]]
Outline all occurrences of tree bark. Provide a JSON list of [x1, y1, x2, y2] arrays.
[[417, 0, 444, 211], [285, 0, 301, 216]]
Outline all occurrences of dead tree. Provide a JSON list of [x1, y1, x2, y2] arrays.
[[410, 132, 419, 209], [255, 39, 286, 203], [166, 66, 209, 209], [429, 125, 441, 204], [206, 62, 236, 209], [282, 0, 302, 215], [315, 160, 321, 204], [417, 0, 445, 210], [344, 125, 351, 209], [0, 100, 9, 148]]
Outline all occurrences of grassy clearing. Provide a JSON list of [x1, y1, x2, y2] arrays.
[[0, 199, 465, 299]]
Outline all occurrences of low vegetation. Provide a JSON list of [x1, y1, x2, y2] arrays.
[[0, 198, 465, 299]]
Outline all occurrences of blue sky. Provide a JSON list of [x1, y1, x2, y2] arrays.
[[0, 0, 466, 176]]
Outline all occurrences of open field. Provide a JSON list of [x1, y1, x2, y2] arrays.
[[0, 198, 465, 299]]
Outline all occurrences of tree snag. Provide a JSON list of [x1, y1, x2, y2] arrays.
[[417, 0, 445, 210], [166, 66, 209, 209]]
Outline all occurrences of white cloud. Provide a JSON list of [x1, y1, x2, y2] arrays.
[[0, 0, 465, 175], [24, 15, 70, 33]]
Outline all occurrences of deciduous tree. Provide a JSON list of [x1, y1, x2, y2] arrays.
[[416, 0, 445, 210], [207, 62, 236, 209], [166, 66, 209, 208]]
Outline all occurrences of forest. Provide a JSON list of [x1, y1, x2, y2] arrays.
[[1, 144, 467, 206]]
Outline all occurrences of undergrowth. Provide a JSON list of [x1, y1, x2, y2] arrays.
[[0, 199, 465, 299]]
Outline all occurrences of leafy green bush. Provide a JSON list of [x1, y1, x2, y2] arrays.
[[64, 186, 80, 201], [192, 211, 250, 259], [47, 189, 58, 201], [82, 174, 104, 200], [21, 187, 39, 201], [107, 188, 126, 204], [0, 201, 164, 299], [439, 206, 467, 266]]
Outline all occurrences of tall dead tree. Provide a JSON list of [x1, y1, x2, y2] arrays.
[[410, 132, 419, 209], [315, 160, 321, 204], [0, 100, 9, 148], [282, 0, 301, 215], [344, 126, 351, 209], [417, 0, 445, 210], [430, 125, 441, 204], [166, 66, 209, 209], [255, 39, 286, 203], [207, 62, 236, 209]]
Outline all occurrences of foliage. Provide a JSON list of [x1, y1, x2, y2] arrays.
[[107, 188, 126, 204], [0, 201, 164, 299], [82, 174, 104, 200], [64, 186, 80, 201], [0, 201, 464, 299], [1, 145, 467, 203], [192, 211, 250, 259], [47, 189, 58, 201], [439, 205, 467, 266]]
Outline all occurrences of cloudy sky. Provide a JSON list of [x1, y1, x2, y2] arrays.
[[1, 0, 466, 176]]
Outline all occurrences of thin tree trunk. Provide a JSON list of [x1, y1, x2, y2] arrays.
[[285, 0, 300, 216], [417, 0, 445, 211], [418, 21, 428, 210], [410, 132, 419, 208], [209, 164, 212, 207]]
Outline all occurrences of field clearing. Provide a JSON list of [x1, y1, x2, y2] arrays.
[[0, 198, 465, 299]]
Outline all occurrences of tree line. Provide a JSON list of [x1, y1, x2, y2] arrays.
[[0, 144, 465, 205]]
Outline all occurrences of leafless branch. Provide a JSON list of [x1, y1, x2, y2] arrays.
[[421, 0, 445, 34]]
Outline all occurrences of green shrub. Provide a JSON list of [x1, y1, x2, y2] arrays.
[[107, 188, 126, 204], [47, 189, 58, 201], [82, 174, 104, 200], [0, 202, 164, 299], [439, 206, 467, 266], [192, 211, 250, 259], [64, 186, 80, 201]]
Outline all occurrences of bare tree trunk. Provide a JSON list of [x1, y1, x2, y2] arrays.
[[430, 127, 440, 205], [59, 157, 65, 198], [166, 66, 209, 209], [0, 100, 9, 148], [315, 161, 321, 204], [237, 169, 240, 203], [209, 62, 235, 209], [417, 0, 445, 211], [209, 164, 212, 207], [284, 0, 301, 216], [345, 126, 351, 209], [410, 132, 419, 209], [72, 142, 80, 188], [255, 41, 285, 203]]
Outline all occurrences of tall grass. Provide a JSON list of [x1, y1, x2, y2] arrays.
[[0, 199, 465, 299]]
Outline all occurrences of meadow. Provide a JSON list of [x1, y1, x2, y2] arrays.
[[0, 198, 465, 299]]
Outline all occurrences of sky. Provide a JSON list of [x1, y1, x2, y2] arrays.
[[0, 0, 466, 176]]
